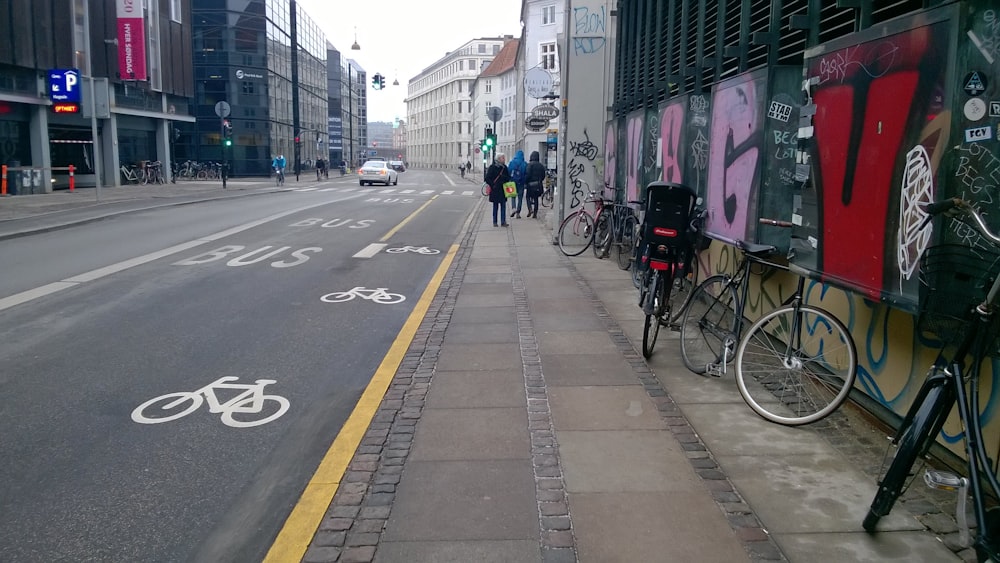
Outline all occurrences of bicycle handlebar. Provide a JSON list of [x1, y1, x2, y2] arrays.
[[923, 198, 1000, 246], [759, 217, 795, 228]]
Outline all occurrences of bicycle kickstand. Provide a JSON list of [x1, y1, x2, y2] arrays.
[[705, 335, 736, 378], [924, 470, 971, 547]]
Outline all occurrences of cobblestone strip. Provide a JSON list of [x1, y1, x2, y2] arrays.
[[507, 226, 579, 563], [301, 200, 484, 563], [556, 255, 788, 563]]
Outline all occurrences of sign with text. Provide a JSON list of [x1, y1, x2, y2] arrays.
[[116, 0, 147, 81], [48, 69, 80, 103]]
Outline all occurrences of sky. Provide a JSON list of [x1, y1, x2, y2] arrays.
[[296, 0, 524, 123]]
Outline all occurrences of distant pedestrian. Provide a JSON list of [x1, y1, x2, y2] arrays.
[[525, 151, 546, 218], [485, 153, 510, 227], [466, 160, 472, 174], [508, 150, 527, 218], [459, 163, 466, 178]]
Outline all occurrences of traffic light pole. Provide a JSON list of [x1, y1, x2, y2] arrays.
[[290, 0, 301, 181], [491, 118, 497, 164], [220, 118, 228, 189]]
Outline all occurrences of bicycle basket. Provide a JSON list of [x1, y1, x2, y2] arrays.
[[917, 243, 1000, 352], [643, 182, 698, 248]]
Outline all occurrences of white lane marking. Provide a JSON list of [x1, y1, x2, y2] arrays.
[[340, 187, 357, 192], [441, 190, 454, 195], [399, 189, 415, 194], [297, 187, 319, 192], [319, 188, 337, 192], [1, 195, 364, 312], [461, 191, 474, 196], [420, 190, 434, 195], [361, 188, 375, 193], [441, 172, 456, 186], [0, 282, 78, 312], [353, 243, 388, 258], [378, 188, 396, 193]]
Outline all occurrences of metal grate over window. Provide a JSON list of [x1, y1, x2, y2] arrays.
[[612, 0, 935, 118]]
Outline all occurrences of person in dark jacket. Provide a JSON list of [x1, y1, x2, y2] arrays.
[[485, 153, 510, 227], [524, 151, 546, 218]]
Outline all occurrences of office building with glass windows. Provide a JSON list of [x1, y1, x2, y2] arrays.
[[180, 0, 327, 176]]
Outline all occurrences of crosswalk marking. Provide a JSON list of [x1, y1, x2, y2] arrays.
[[283, 185, 479, 197]]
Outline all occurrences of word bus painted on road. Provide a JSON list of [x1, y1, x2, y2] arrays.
[[173, 245, 321, 268], [289, 218, 375, 228]]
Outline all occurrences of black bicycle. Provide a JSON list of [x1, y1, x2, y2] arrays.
[[635, 182, 700, 358], [863, 198, 1000, 561]]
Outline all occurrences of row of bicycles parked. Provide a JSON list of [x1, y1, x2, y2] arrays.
[[555, 181, 1000, 560], [119, 161, 229, 185]]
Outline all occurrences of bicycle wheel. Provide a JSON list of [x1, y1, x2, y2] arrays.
[[221, 395, 290, 428], [735, 304, 857, 425], [618, 215, 638, 270], [666, 253, 700, 328], [642, 271, 665, 358], [131, 392, 203, 424], [863, 380, 952, 531], [680, 275, 739, 375], [558, 210, 595, 256], [593, 207, 612, 259], [481, 182, 490, 197], [541, 188, 553, 208]]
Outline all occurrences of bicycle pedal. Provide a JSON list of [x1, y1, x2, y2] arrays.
[[705, 364, 724, 377], [924, 469, 967, 492]]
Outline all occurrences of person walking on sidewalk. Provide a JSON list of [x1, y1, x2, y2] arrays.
[[524, 151, 546, 218], [508, 150, 528, 218], [485, 153, 510, 227]]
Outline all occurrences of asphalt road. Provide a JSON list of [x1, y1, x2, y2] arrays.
[[0, 170, 478, 562]]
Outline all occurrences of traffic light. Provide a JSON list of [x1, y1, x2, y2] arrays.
[[479, 138, 489, 153], [372, 74, 382, 90], [484, 135, 495, 150], [378, 75, 386, 90], [222, 119, 233, 146]]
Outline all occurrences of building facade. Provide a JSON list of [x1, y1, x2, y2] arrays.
[[326, 48, 366, 169], [480, 40, 519, 162], [517, 0, 564, 165], [180, 0, 327, 176], [391, 119, 406, 163], [0, 0, 196, 189], [404, 37, 510, 170], [366, 121, 395, 161]]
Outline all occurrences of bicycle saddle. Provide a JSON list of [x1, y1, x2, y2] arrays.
[[737, 240, 777, 256]]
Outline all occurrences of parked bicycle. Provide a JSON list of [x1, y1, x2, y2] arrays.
[[678, 218, 857, 425], [863, 198, 1000, 561], [540, 172, 555, 208], [121, 164, 142, 184], [634, 183, 701, 358], [594, 198, 640, 269], [557, 190, 605, 256]]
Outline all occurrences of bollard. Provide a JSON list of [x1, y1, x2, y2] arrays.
[[69, 165, 75, 192], [1, 165, 6, 196]]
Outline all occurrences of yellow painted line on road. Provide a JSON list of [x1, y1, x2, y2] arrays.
[[379, 195, 438, 242], [264, 243, 459, 563]]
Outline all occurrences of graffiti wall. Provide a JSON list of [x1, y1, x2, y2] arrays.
[[795, 18, 952, 307], [560, 0, 615, 216]]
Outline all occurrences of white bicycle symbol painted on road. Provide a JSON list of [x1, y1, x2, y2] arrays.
[[385, 246, 440, 255], [132, 376, 290, 428], [321, 287, 406, 304]]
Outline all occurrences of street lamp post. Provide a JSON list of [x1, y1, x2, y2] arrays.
[[290, 0, 301, 181]]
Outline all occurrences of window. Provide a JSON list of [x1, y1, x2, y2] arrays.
[[72, 0, 87, 74], [171, 0, 182, 22], [542, 5, 556, 25], [541, 42, 557, 71], [478, 44, 486, 53]]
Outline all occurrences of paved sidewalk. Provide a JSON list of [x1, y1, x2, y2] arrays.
[[0, 175, 968, 562]]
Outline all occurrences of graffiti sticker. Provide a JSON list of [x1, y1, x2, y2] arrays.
[[964, 98, 988, 121], [963, 71, 987, 96], [965, 126, 993, 142], [767, 100, 793, 122], [990, 101, 1000, 118]]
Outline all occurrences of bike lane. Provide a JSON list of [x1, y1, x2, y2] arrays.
[[0, 192, 477, 562]]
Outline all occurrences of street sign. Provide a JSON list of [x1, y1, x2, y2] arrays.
[[487, 106, 503, 122], [531, 104, 559, 120], [48, 69, 81, 103], [525, 116, 548, 132], [214, 101, 231, 118], [524, 67, 554, 98]]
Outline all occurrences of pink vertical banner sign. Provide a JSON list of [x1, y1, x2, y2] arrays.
[[116, 0, 147, 81]]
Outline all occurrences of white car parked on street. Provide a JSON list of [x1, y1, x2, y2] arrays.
[[359, 160, 398, 186]]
